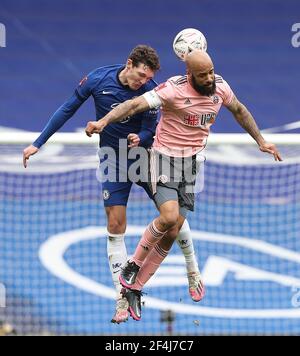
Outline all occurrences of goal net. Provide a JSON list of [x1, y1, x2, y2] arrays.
[[0, 132, 299, 335]]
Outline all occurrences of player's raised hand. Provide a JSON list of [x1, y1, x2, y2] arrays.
[[23, 145, 39, 168], [259, 142, 283, 162], [127, 133, 141, 148], [85, 120, 107, 137]]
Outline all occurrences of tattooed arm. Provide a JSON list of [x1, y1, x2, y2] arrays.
[[226, 96, 283, 161], [226, 96, 265, 145], [85, 96, 150, 137]]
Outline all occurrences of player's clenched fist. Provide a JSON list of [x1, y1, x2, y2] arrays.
[[85, 120, 108, 137], [23, 145, 39, 168], [127, 133, 141, 148]]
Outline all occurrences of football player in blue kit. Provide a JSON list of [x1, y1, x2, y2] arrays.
[[23, 46, 204, 324]]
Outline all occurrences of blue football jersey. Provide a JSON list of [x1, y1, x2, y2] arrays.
[[76, 64, 159, 148], [33, 64, 159, 149]]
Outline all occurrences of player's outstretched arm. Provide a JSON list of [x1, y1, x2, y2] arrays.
[[85, 96, 150, 137], [226, 96, 283, 162], [23, 145, 39, 168], [22, 90, 88, 168]]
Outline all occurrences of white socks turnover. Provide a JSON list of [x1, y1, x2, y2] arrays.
[[176, 220, 199, 274], [107, 232, 127, 299]]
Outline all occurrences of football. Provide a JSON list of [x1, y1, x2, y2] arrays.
[[173, 28, 207, 60]]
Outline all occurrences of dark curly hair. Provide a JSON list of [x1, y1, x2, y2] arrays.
[[129, 45, 160, 71]]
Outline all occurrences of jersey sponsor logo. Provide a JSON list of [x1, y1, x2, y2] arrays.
[[79, 76, 88, 86], [184, 98, 192, 105], [101, 90, 113, 95], [120, 118, 131, 124], [149, 109, 159, 115], [183, 113, 216, 128]]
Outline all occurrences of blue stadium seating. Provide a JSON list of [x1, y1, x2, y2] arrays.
[[1, 0, 300, 133]]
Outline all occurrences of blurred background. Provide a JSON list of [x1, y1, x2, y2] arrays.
[[1, 0, 300, 134], [0, 0, 300, 336]]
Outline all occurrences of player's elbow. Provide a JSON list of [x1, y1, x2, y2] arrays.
[[61, 103, 77, 116], [236, 100, 249, 115], [232, 103, 245, 121]]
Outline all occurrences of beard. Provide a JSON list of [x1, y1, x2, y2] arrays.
[[191, 75, 216, 97]]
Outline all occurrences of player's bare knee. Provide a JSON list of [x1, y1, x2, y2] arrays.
[[159, 201, 180, 230], [106, 208, 126, 234], [159, 212, 179, 230], [107, 218, 126, 235]]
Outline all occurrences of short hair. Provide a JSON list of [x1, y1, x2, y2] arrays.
[[129, 45, 160, 71]]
